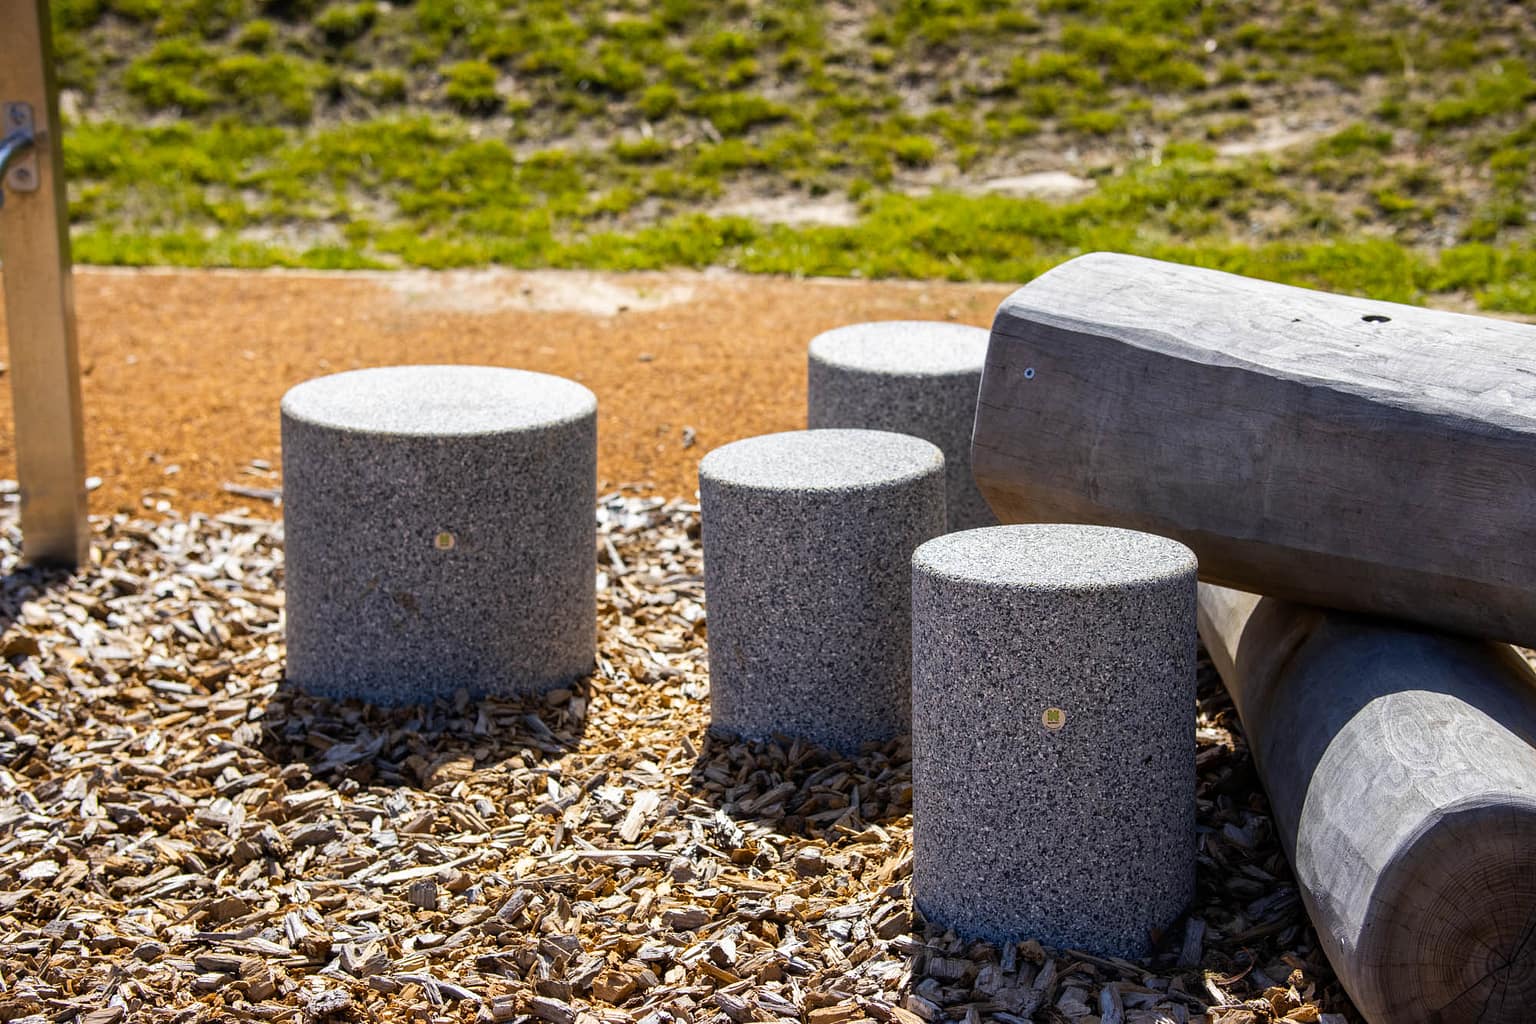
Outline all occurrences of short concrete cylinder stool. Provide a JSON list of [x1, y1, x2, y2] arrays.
[[282, 365, 597, 705], [911, 524, 1198, 957], [808, 321, 996, 531], [699, 429, 945, 753]]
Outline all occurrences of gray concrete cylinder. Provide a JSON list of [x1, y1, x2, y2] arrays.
[[281, 365, 596, 705], [699, 429, 946, 753], [808, 321, 996, 531], [911, 524, 1198, 957]]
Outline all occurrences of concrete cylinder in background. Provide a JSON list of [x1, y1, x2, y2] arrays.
[[808, 320, 995, 531], [282, 365, 596, 705], [699, 429, 946, 753], [911, 524, 1198, 957]]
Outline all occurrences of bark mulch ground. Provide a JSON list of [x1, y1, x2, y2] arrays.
[[0, 494, 1349, 1024]]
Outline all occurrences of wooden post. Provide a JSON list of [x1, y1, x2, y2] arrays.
[[0, 0, 89, 567]]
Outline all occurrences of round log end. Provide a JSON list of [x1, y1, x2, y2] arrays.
[[1361, 795, 1536, 1023]]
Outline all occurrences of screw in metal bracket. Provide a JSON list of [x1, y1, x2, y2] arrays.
[[0, 102, 39, 204]]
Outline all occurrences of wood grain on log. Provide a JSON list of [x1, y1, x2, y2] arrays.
[[972, 252, 1536, 645], [1198, 584, 1536, 1024]]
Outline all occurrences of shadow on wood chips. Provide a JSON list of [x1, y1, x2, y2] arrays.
[[257, 679, 593, 793], [687, 731, 913, 840], [0, 562, 73, 659]]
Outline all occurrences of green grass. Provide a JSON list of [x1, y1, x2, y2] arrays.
[[29, 0, 1536, 313]]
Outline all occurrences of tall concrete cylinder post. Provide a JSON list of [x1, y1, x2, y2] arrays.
[[282, 365, 597, 705], [808, 321, 996, 531], [911, 524, 1198, 957], [699, 429, 946, 753]]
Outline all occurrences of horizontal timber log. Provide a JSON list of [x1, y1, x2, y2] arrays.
[[972, 252, 1536, 645], [1198, 584, 1536, 1024]]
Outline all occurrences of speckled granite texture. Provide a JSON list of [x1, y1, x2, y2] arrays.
[[807, 321, 996, 531], [910, 524, 1198, 957], [699, 429, 946, 753], [282, 365, 597, 705]]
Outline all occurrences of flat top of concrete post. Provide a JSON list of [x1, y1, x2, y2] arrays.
[[700, 429, 944, 491], [914, 524, 1196, 590], [809, 321, 989, 376], [281, 365, 597, 436]]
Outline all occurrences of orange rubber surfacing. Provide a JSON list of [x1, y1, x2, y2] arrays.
[[0, 268, 1010, 516]]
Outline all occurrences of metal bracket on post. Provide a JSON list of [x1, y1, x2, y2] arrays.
[[0, 102, 39, 206]]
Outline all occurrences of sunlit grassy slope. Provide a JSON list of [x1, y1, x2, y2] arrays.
[[43, 0, 1536, 311]]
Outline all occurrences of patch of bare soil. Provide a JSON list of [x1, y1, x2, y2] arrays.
[[709, 196, 862, 227], [0, 268, 1012, 516]]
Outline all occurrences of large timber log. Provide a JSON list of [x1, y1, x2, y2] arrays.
[[971, 252, 1536, 646], [1197, 584, 1536, 1024]]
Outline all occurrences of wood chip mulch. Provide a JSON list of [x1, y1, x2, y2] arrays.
[[0, 491, 1359, 1024]]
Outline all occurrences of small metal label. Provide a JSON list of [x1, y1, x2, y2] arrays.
[[434, 531, 455, 551], [1041, 706, 1066, 731]]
